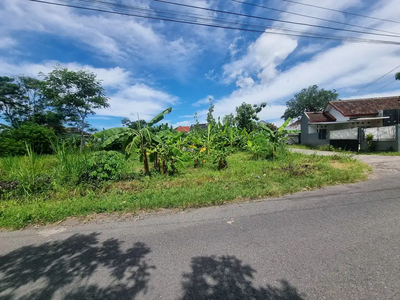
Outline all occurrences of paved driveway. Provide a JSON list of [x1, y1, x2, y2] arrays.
[[290, 148, 400, 178]]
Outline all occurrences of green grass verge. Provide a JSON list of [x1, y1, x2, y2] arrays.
[[0, 152, 369, 229]]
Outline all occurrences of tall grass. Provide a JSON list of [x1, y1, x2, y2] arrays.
[[51, 142, 88, 185], [0, 151, 370, 229]]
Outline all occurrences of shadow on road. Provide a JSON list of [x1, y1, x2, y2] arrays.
[[180, 255, 304, 300], [0, 233, 154, 300]]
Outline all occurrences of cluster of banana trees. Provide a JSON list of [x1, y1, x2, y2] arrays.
[[95, 108, 298, 175]]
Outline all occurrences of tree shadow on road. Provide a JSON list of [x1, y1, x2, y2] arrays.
[[0, 233, 154, 300], [180, 255, 305, 300]]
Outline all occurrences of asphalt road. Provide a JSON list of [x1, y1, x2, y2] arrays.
[[1, 154, 400, 299]]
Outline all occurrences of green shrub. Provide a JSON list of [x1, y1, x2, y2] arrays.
[[365, 134, 376, 152], [52, 142, 88, 185], [0, 123, 56, 156], [84, 151, 125, 181]]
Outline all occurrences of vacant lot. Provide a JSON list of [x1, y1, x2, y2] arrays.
[[0, 151, 369, 229]]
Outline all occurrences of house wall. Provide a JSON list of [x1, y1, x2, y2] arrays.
[[300, 114, 329, 147], [326, 105, 347, 122]]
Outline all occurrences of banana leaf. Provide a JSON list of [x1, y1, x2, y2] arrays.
[[93, 127, 130, 138], [147, 107, 172, 127]]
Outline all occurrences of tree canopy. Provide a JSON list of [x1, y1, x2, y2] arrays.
[[282, 85, 339, 120], [206, 98, 216, 125], [0, 76, 26, 127], [42, 67, 109, 148], [396, 72, 400, 81], [235, 102, 267, 132], [222, 113, 235, 127]]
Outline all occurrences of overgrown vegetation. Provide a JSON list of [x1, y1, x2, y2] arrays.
[[0, 70, 370, 229], [0, 66, 109, 156], [0, 151, 368, 229]]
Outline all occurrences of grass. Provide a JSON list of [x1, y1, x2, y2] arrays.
[[289, 144, 400, 156], [0, 151, 370, 229]]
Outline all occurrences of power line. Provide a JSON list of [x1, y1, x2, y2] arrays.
[[357, 63, 400, 95], [25, 0, 400, 46], [369, 80, 397, 94], [231, 0, 400, 37], [44, 0, 336, 35], [154, 0, 400, 39], [63, 0, 400, 40], [277, 0, 400, 25]]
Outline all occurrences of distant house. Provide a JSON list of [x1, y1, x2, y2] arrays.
[[190, 123, 208, 131], [176, 126, 190, 133], [286, 119, 301, 131], [65, 127, 91, 137], [301, 96, 400, 149]]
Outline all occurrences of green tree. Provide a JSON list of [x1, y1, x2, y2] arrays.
[[235, 102, 266, 132], [262, 121, 278, 132], [43, 67, 109, 149], [282, 85, 338, 120], [222, 113, 235, 127], [0, 123, 56, 156], [396, 72, 400, 80], [206, 98, 216, 125], [0, 76, 27, 127], [194, 112, 200, 125], [121, 118, 147, 129], [18, 76, 46, 118], [18, 76, 65, 134]]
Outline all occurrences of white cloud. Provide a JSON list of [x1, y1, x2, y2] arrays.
[[205, 69, 217, 81], [223, 31, 298, 85], [193, 95, 214, 107], [236, 76, 254, 89], [0, 59, 179, 121], [99, 84, 178, 120], [208, 0, 400, 122], [294, 43, 326, 56], [0, 60, 131, 88], [0, 0, 225, 77], [344, 88, 400, 100], [0, 37, 17, 49]]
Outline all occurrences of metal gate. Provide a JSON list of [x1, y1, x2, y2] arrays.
[[329, 128, 360, 151]]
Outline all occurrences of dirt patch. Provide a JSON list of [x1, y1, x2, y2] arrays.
[[111, 181, 144, 192], [55, 208, 186, 228], [330, 161, 352, 170]]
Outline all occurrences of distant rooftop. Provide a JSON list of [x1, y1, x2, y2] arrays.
[[328, 96, 400, 117]]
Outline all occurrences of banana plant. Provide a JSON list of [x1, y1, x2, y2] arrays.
[[94, 108, 172, 175], [211, 143, 233, 170], [151, 131, 184, 175], [259, 117, 299, 157]]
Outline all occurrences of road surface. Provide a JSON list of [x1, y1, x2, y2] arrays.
[[1, 153, 400, 299]]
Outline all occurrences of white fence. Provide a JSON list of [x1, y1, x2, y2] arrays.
[[365, 125, 396, 141], [329, 128, 358, 140]]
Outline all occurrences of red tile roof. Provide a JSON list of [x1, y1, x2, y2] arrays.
[[305, 111, 336, 123], [176, 126, 190, 133], [287, 119, 301, 128], [329, 96, 400, 117]]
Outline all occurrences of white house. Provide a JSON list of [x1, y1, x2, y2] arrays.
[[301, 96, 400, 149]]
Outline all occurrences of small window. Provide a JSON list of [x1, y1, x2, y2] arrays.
[[318, 129, 327, 140]]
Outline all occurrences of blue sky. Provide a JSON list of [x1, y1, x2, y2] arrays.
[[1, 0, 400, 129]]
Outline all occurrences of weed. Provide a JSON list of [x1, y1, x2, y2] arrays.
[[0, 152, 369, 229]]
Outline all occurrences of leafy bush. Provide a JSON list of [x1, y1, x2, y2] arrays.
[[0, 123, 56, 156], [84, 151, 125, 181], [365, 133, 376, 152], [52, 142, 88, 185]]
